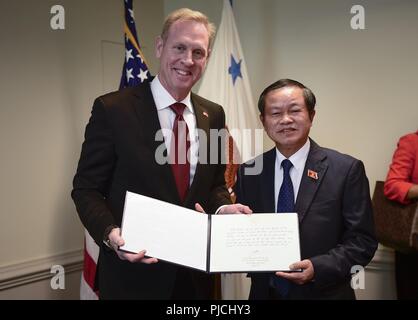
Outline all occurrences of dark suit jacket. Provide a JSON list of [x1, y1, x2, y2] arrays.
[[72, 82, 231, 299], [235, 139, 378, 300]]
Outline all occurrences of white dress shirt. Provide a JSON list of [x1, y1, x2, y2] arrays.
[[274, 139, 311, 212], [150, 76, 198, 186]]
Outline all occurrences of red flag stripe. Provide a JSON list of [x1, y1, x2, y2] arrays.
[[83, 240, 97, 292]]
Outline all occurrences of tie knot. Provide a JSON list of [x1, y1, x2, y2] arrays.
[[170, 103, 186, 116], [281, 159, 293, 173]]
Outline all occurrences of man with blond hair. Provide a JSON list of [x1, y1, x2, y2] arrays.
[[72, 8, 247, 299]]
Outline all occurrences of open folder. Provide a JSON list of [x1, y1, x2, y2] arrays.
[[120, 191, 301, 273]]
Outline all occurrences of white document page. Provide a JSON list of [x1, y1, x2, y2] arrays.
[[209, 213, 300, 272], [120, 192, 209, 271]]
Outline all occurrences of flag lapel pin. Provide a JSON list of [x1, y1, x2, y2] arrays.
[[203, 111, 209, 118], [307, 169, 319, 180]]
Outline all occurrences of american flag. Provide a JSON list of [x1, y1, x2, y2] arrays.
[[80, 0, 151, 300], [119, 0, 151, 88]]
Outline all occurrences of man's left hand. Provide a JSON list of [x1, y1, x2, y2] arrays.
[[275, 259, 314, 285]]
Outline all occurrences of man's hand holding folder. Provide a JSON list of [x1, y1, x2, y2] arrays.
[[195, 202, 253, 215], [119, 192, 301, 273]]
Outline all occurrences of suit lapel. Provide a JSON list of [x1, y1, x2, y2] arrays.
[[261, 148, 276, 213], [132, 83, 180, 203], [132, 83, 163, 151], [184, 93, 210, 206], [295, 139, 328, 222]]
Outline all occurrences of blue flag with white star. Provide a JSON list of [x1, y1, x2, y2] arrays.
[[119, 0, 151, 89]]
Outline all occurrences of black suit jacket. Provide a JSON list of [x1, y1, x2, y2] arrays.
[[72, 82, 231, 299], [235, 139, 378, 299]]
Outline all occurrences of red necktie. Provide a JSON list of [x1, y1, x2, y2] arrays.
[[169, 103, 190, 202]]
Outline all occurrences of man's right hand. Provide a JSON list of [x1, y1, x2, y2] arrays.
[[218, 203, 253, 214], [107, 228, 158, 264]]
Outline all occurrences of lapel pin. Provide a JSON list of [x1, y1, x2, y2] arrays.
[[307, 169, 319, 180], [203, 111, 209, 118]]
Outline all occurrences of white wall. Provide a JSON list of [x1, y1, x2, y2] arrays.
[[235, 0, 418, 189], [0, 270, 82, 300]]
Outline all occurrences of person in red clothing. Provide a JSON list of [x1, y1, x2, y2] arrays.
[[384, 130, 418, 300], [384, 131, 418, 204]]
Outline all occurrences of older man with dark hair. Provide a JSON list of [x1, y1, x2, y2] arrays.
[[233, 79, 377, 299]]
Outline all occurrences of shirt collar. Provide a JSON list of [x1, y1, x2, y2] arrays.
[[150, 76, 194, 114], [275, 139, 311, 171]]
